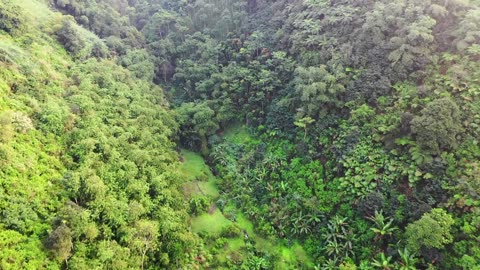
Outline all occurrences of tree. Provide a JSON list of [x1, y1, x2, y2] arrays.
[[294, 116, 315, 141], [294, 65, 346, 118], [119, 49, 155, 81], [387, 15, 436, 74], [453, 9, 480, 51], [405, 208, 454, 253], [324, 216, 355, 260], [411, 98, 463, 154], [130, 220, 159, 270], [176, 102, 219, 154], [45, 223, 73, 265], [56, 18, 86, 56]]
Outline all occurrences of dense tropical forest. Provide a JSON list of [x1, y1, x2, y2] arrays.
[[1, 0, 480, 269]]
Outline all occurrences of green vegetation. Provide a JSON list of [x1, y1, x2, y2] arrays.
[[1, 0, 480, 269], [191, 210, 232, 234], [0, 1, 199, 269], [181, 148, 313, 268]]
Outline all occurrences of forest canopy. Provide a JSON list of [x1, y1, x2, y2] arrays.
[[1, 0, 480, 269]]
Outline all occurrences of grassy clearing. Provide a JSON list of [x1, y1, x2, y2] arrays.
[[191, 209, 232, 234], [275, 243, 312, 269], [179, 149, 208, 181], [236, 212, 254, 236], [180, 149, 225, 233], [179, 149, 219, 198], [223, 123, 251, 144]]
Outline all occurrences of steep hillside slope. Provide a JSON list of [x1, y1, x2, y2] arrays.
[[0, 1, 200, 269]]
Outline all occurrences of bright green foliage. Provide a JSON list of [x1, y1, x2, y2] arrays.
[[129, 220, 159, 270], [405, 208, 454, 253], [371, 252, 394, 270], [0, 1, 200, 269], [119, 49, 155, 81], [294, 116, 315, 140], [3, 0, 480, 269], [0, 229, 54, 269]]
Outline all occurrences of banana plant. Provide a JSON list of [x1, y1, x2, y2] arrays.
[[396, 248, 418, 270], [367, 210, 397, 240], [371, 252, 394, 270]]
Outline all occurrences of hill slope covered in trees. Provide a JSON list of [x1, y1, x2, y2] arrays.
[[1, 0, 480, 269]]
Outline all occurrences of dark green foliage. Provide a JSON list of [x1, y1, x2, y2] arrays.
[[56, 18, 86, 55], [45, 223, 73, 263], [411, 98, 463, 154], [221, 224, 242, 238], [294, 65, 346, 118], [0, 1, 26, 35], [53, 0, 143, 50], [358, 192, 385, 217], [176, 102, 219, 154], [56, 17, 111, 60], [189, 196, 211, 215], [3, 0, 480, 269]]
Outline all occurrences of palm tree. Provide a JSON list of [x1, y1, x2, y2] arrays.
[[320, 258, 338, 270], [247, 256, 268, 270], [326, 216, 348, 240], [276, 223, 287, 238], [279, 181, 289, 193], [290, 222, 300, 236], [325, 238, 341, 257], [324, 216, 355, 259], [397, 248, 417, 270], [367, 210, 397, 240], [255, 166, 268, 182], [371, 252, 394, 270], [211, 144, 230, 165], [306, 212, 322, 227], [298, 221, 312, 235]]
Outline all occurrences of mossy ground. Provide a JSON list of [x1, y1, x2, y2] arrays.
[[179, 149, 219, 198], [191, 209, 232, 234], [222, 123, 255, 144]]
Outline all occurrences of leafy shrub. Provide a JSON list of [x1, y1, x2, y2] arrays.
[[37, 101, 69, 136], [0, 1, 26, 35], [56, 18, 86, 56], [411, 98, 463, 154], [189, 196, 210, 215], [221, 224, 242, 238], [405, 208, 454, 253]]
